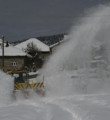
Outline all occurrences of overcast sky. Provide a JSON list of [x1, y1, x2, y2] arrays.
[[0, 0, 108, 42]]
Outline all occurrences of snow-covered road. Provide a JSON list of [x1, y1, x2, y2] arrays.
[[0, 94, 110, 120]]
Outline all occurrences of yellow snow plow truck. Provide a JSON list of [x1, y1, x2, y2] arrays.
[[6, 70, 45, 98]]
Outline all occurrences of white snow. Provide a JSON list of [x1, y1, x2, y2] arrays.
[[0, 68, 109, 120], [29, 71, 39, 76], [0, 94, 110, 120], [0, 70, 14, 106], [0, 45, 28, 57], [15, 38, 50, 52], [0, 68, 110, 120]]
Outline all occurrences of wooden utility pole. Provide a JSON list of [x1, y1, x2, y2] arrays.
[[2, 35, 4, 70]]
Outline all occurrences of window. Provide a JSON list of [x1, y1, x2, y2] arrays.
[[11, 61, 17, 66], [14, 73, 28, 83]]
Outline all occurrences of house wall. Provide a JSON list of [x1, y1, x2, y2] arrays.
[[50, 42, 61, 53], [50, 45, 58, 53], [40, 52, 50, 61], [0, 56, 25, 71]]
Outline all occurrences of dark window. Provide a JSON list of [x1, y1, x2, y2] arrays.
[[11, 61, 17, 66]]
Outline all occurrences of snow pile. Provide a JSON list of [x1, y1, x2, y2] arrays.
[[0, 71, 14, 106]]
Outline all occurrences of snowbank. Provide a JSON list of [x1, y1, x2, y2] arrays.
[[0, 70, 14, 106]]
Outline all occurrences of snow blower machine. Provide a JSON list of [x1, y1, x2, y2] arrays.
[[6, 70, 45, 98]]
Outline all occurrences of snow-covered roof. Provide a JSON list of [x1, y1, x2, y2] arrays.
[[49, 35, 68, 48], [0, 45, 29, 57], [49, 40, 64, 48], [15, 38, 50, 52]]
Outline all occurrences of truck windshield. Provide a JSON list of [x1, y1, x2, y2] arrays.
[[14, 73, 28, 83]]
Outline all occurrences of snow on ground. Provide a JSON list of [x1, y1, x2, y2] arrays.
[[0, 69, 110, 120], [0, 94, 110, 120], [0, 70, 14, 106]]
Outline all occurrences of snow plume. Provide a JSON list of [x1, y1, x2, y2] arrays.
[[0, 70, 14, 106], [41, 4, 110, 96]]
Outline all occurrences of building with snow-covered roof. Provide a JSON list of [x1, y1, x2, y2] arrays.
[[0, 43, 30, 71], [37, 33, 65, 46], [15, 38, 50, 52], [49, 35, 69, 53], [15, 38, 50, 60]]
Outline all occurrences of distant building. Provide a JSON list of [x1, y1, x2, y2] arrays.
[[14, 35, 68, 71], [37, 33, 65, 46], [49, 35, 69, 53], [15, 38, 50, 60], [0, 39, 30, 71]]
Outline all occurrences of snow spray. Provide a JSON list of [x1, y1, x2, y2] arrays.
[[41, 4, 110, 96], [0, 70, 14, 106]]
